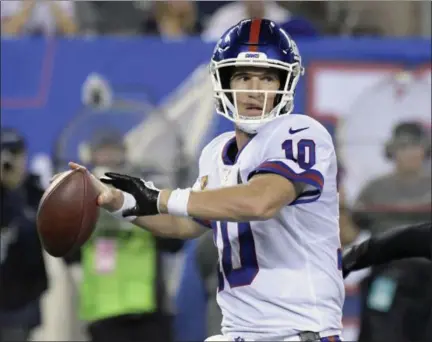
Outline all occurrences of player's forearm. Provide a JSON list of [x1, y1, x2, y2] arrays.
[[131, 214, 204, 240], [344, 222, 431, 272], [105, 189, 204, 240], [161, 184, 277, 222], [192, 186, 271, 221]]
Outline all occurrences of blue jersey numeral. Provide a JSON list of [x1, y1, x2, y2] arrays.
[[282, 139, 316, 170], [214, 221, 259, 290]]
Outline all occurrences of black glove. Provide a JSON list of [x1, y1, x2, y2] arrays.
[[342, 240, 370, 279], [342, 247, 354, 279], [100, 172, 160, 217]]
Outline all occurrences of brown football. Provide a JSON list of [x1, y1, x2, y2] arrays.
[[37, 168, 100, 257]]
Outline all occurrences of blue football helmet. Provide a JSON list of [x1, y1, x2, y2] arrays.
[[210, 18, 304, 134]]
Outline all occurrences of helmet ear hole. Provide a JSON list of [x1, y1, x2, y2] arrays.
[[219, 66, 234, 90], [217, 66, 234, 103], [277, 70, 288, 92]]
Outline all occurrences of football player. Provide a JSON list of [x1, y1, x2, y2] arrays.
[[67, 19, 344, 341]]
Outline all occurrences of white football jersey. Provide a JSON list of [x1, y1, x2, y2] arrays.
[[193, 114, 344, 340]]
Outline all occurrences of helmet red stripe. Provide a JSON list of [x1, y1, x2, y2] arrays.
[[248, 19, 262, 52]]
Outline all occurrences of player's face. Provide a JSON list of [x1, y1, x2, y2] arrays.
[[394, 143, 425, 173], [229, 67, 281, 117]]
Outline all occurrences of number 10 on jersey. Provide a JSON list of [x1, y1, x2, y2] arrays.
[[215, 221, 259, 290]]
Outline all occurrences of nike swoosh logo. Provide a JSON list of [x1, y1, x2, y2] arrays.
[[289, 127, 309, 134]]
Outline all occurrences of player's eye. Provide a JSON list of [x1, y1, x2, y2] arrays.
[[233, 74, 250, 82], [261, 75, 277, 82]]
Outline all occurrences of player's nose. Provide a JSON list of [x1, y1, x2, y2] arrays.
[[248, 76, 261, 91]]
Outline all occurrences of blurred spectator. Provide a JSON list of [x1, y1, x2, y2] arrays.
[[1, 0, 77, 36], [333, 1, 429, 36], [0, 128, 47, 341], [142, 1, 202, 38], [202, 1, 290, 41], [66, 130, 183, 342], [353, 121, 431, 234], [74, 1, 150, 35], [195, 1, 230, 26]]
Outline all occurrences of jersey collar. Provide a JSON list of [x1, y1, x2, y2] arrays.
[[221, 136, 254, 166]]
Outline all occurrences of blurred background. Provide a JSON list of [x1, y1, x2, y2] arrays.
[[1, 1, 431, 342]]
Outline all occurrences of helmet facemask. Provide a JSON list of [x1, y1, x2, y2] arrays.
[[211, 58, 303, 134]]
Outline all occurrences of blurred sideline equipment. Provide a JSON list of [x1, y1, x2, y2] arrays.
[[81, 73, 113, 110], [37, 168, 99, 257]]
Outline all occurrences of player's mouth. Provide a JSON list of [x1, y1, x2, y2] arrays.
[[244, 104, 263, 116]]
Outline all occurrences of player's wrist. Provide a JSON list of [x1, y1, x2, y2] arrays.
[[160, 188, 191, 217], [157, 189, 171, 214], [100, 188, 123, 212], [107, 190, 137, 222], [113, 189, 126, 211]]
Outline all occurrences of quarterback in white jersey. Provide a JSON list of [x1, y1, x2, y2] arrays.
[[194, 113, 344, 341], [64, 18, 344, 342]]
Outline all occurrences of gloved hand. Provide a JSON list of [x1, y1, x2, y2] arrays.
[[342, 242, 369, 279], [342, 247, 354, 279], [100, 172, 161, 217]]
